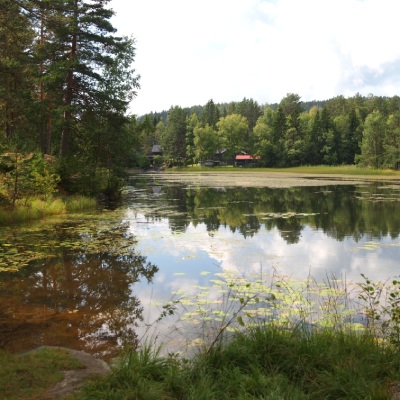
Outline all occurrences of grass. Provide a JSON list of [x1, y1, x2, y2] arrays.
[[3, 328, 399, 400], [75, 272, 400, 399], [77, 328, 400, 400], [64, 195, 97, 212], [0, 347, 83, 400], [0, 195, 96, 225], [169, 164, 400, 176], [268, 165, 400, 176]]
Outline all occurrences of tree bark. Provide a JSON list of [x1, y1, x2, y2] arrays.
[[60, 0, 78, 157]]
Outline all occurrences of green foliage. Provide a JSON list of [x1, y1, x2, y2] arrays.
[[194, 124, 219, 161], [359, 274, 400, 348], [0, 0, 36, 143], [57, 157, 104, 196], [217, 114, 249, 158], [161, 106, 188, 161], [186, 113, 200, 163], [202, 99, 220, 128], [153, 155, 163, 168], [150, 93, 400, 171], [358, 110, 386, 168], [384, 112, 400, 169], [235, 97, 262, 132], [0, 1, 140, 197], [0, 198, 68, 228], [137, 154, 151, 170], [0, 152, 60, 205], [170, 269, 364, 354]]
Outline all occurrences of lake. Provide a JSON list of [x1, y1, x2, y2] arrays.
[[1, 172, 399, 359]]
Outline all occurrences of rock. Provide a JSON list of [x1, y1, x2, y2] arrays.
[[27, 346, 110, 399]]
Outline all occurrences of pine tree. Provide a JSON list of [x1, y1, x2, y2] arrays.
[[0, 0, 36, 142], [201, 99, 220, 128]]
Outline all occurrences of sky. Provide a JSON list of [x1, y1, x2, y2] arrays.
[[110, 0, 400, 116]]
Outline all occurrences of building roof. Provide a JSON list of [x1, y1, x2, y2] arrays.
[[151, 145, 162, 153], [235, 154, 260, 160]]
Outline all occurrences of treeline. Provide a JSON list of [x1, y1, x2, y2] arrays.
[[140, 94, 400, 169], [0, 0, 140, 202]]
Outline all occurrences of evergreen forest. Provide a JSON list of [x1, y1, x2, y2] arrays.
[[1, 0, 400, 206]]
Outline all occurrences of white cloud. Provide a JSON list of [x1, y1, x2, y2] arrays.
[[110, 0, 400, 115]]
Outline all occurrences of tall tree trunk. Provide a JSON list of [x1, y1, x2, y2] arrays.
[[39, 6, 47, 154], [60, 0, 78, 157], [46, 113, 52, 155]]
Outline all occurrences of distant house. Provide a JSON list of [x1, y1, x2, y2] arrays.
[[214, 148, 227, 161], [235, 154, 260, 167], [200, 159, 220, 167], [147, 144, 162, 164], [199, 148, 229, 167]]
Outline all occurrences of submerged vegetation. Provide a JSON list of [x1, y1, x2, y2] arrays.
[[0, 214, 145, 272]]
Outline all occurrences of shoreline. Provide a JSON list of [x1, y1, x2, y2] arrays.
[[138, 170, 400, 188]]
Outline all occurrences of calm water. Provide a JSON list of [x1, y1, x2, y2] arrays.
[[1, 174, 399, 358]]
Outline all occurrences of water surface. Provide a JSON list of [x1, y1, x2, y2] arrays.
[[1, 174, 399, 358]]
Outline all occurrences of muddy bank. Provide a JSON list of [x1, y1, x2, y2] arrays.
[[140, 171, 400, 188]]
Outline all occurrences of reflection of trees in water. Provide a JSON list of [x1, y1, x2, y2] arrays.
[[140, 184, 400, 244], [163, 186, 192, 233], [0, 220, 158, 360]]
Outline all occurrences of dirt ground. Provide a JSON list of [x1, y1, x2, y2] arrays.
[[142, 171, 400, 188]]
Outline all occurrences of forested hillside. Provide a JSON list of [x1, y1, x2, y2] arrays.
[[140, 94, 400, 169]]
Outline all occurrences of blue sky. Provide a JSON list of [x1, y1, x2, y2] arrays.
[[111, 0, 400, 116]]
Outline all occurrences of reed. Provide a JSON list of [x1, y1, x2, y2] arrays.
[[65, 195, 97, 212], [0, 195, 96, 225]]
